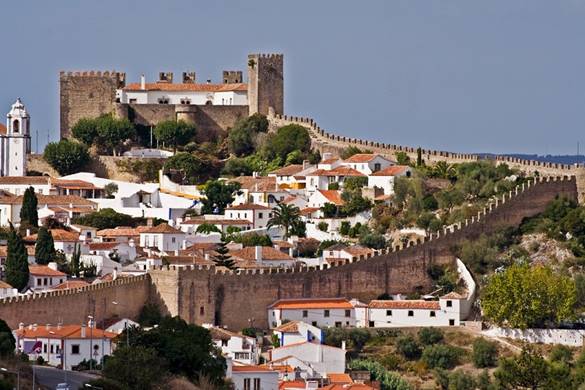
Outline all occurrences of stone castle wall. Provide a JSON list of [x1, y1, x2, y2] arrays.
[[268, 112, 585, 202]]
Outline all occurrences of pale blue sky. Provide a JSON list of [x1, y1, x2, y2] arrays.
[[1, 0, 584, 155]]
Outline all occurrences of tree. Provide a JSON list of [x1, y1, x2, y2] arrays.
[[195, 223, 221, 235], [432, 161, 457, 180], [163, 152, 218, 185], [418, 327, 444, 345], [104, 183, 118, 198], [227, 113, 269, 157], [138, 303, 163, 327], [421, 344, 462, 369], [232, 233, 273, 247], [212, 237, 236, 270], [19, 186, 38, 228], [103, 345, 167, 390], [70, 243, 81, 277], [72, 208, 161, 230], [4, 225, 29, 291], [262, 124, 311, 161], [267, 203, 302, 239], [96, 115, 136, 156], [396, 335, 421, 360], [359, 232, 386, 249], [482, 264, 577, 328], [341, 188, 372, 216], [71, 117, 98, 145], [348, 359, 411, 390], [201, 180, 241, 214], [154, 120, 196, 153], [494, 346, 550, 389], [472, 338, 498, 368], [35, 227, 56, 265], [43, 140, 90, 175], [0, 319, 15, 358], [395, 151, 410, 165], [416, 147, 423, 167]]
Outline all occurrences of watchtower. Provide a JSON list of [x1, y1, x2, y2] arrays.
[[247, 54, 284, 116]]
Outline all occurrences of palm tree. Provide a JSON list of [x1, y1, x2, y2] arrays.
[[432, 161, 456, 180], [267, 203, 302, 239]]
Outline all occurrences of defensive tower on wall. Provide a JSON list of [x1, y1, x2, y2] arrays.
[[59, 53, 284, 139]]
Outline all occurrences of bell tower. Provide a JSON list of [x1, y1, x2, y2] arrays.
[[3, 98, 31, 176]]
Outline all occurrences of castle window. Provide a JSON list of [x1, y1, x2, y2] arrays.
[[158, 97, 169, 104], [12, 120, 19, 133], [180, 98, 191, 105]]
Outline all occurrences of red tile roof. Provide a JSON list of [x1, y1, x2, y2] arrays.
[[0, 176, 50, 185], [52, 179, 99, 190], [0, 194, 96, 206], [232, 365, 276, 373], [97, 226, 147, 237], [317, 190, 344, 206], [320, 158, 340, 165], [123, 82, 248, 92], [279, 380, 306, 390], [370, 165, 410, 176], [141, 223, 183, 234], [0, 124, 6, 135], [319, 384, 375, 390], [273, 321, 300, 333], [343, 153, 377, 163], [300, 207, 320, 215], [28, 265, 66, 277], [226, 203, 271, 211], [309, 167, 365, 177], [368, 300, 441, 310], [15, 324, 117, 340], [230, 246, 294, 261], [270, 165, 304, 176], [269, 298, 354, 310], [25, 229, 79, 242], [327, 373, 353, 384], [230, 176, 278, 192], [88, 242, 120, 251], [53, 280, 90, 290], [441, 292, 466, 299]]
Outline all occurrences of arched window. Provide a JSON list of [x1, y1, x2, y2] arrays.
[[12, 120, 19, 133]]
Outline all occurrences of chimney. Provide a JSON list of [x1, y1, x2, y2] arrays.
[[81, 324, 86, 338], [252, 171, 259, 178], [46, 324, 51, 331], [140, 74, 146, 90], [206, 79, 211, 84], [182, 240, 187, 250], [128, 238, 135, 248], [113, 268, 118, 280], [26, 228, 30, 237], [174, 249, 179, 256], [57, 322, 62, 330], [147, 218, 153, 227], [303, 160, 309, 170], [255, 246, 262, 262], [32, 324, 38, 331], [204, 253, 210, 261]]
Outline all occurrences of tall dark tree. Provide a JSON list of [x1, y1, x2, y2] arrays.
[[154, 120, 196, 153], [4, 225, 29, 291], [70, 243, 82, 277], [20, 186, 38, 228], [35, 227, 56, 265], [0, 319, 15, 358], [201, 180, 241, 214], [212, 237, 236, 270]]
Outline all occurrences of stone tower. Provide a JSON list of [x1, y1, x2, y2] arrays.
[[247, 54, 284, 116], [2, 98, 31, 176], [59, 71, 126, 139]]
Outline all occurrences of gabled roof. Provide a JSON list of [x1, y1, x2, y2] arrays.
[[343, 153, 383, 163], [0, 194, 96, 206], [320, 157, 340, 165], [441, 291, 466, 299], [230, 246, 294, 261], [368, 300, 441, 310], [97, 227, 141, 237], [343, 245, 375, 257], [88, 242, 121, 251], [317, 190, 344, 206], [319, 384, 375, 390], [327, 373, 353, 384], [14, 324, 117, 340], [269, 298, 354, 310], [25, 229, 79, 242], [230, 176, 278, 192], [0, 280, 14, 289], [270, 165, 304, 176], [123, 82, 247, 92], [308, 167, 365, 177], [52, 179, 100, 190], [370, 165, 410, 177], [28, 265, 66, 277], [273, 321, 300, 333], [0, 176, 50, 185], [53, 280, 90, 290], [226, 203, 271, 211], [140, 223, 183, 234], [232, 365, 277, 373]]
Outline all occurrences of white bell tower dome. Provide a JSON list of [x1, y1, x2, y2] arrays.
[[7, 98, 30, 136], [2, 98, 31, 176]]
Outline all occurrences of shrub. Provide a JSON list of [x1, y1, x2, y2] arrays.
[[549, 344, 573, 364], [339, 221, 350, 236], [43, 140, 90, 175], [348, 359, 411, 390], [349, 328, 371, 351], [418, 327, 444, 345], [422, 344, 462, 369], [317, 222, 328, 232], [359, 232, 386, 249], [472, 338, 498, 368], [396, 335, 421, 360]]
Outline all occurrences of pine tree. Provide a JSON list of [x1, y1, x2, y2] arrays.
[[70, 243, 81, 277], [4, 225, 30, 291], [35, 227, 56, 265], [19, 186, 38, 228], [212, 237, 236, 270]]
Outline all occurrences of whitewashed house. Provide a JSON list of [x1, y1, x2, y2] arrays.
[[225, 204, 273, 230], [139, 223, 186, 253], [307, 190, 344, 209], [269, 342, 346, 378], [267, 298, 366, 329], [272, 321, 324, 347], [367, 165, 412, 195], [305, 167, 365, 192], [208, 326, 259, 365], [226, 359, 279, 390], [340, 154, 394, 175], [27, 265, 67, 292], [0, 281, 18, 298], [0, 176, 52, 195], [230, 246, 296, 268]]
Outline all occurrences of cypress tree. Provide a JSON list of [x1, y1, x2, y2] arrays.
[[20, 186, 38, 228], [35, 227, 56, 265], [212, 237, 236, 270], [4, 225, 30, 291], [70, 243, 81, 277]]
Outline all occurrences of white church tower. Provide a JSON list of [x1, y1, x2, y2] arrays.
[[1, 98, 31, 176]]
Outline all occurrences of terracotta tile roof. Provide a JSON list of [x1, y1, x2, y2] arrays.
[[279, 380, 307, 389], [368, 300, 441, 310], [300, 207, 320, 215], [320, 158, 340, 165], [88, 242, 120, 251], [270, 165, 304, 176], [52, 179, 99, 190], [0, 124, 6, 135], [1, 194, 96, 206], [274, 240, 293, 248], [269, 298, 354, 310], [441, 292, 466, 299], [15, 324, 117, 340], [28, 265, 66, 277], [273, 321, 300, 333], [282, 196, 298, 204], [182, 242, 219, 252], [230, 246, 294, 261], [123, 82, 248, 92], [317, 190, 344, 206], [343, 245, 375, 257], [309, 167, 365, 177], [98, 227, 138, 237], [181, 217, 252, 226], [24, 229, 79, 242], [230, 176, 278, 192], [209, 326, 239, 341], [327, 373, 353, 384], [370, 165, 410, 176], [232, 365, 276, 373], [53, 280, 90, 290], [320, 384, 375, 390], [0, 176, 50, 185], [163, 255, 214, 266], [226, 203, 271, 211], [343, 153, 377, 163], [141, 223, 183, 234], [0, 280, 13, 289]]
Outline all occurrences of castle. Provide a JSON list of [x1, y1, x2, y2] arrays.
[[59, 53, 284, 140]]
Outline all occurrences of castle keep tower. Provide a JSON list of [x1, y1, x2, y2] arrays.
[[1, 99, 31, 176], [59, 71, 126, 139], [247, 53, 284, 116]]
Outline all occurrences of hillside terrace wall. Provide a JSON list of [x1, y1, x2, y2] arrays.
[[267, 112, 585, 202], [149, 176, 577, 330]]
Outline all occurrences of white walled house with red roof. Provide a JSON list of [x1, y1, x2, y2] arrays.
[[272, 321, 324, 347], [270, 341, 346, 379], [367, 165, 412, 195], [178, 216, 253, 235], [206, 326, 259, 365], [307, 190, 344, 209], [305, 167, 365, 192], [230, 246, 296, 268], [139, 223, 186, 253], [0, 176, 52, 195], [27, 264, 67, 292], [225, 203, 273, 230], [340, 154, 395, 175], [267, 298, 366, 329], [226, 359, 280, 390]]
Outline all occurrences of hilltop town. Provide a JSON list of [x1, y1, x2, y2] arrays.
[[0, 53, 584, 389]]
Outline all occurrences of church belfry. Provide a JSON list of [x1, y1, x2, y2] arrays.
[[1, 98, 31, 176]]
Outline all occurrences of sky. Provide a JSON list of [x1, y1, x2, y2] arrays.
[[1, 0, 584, 155]]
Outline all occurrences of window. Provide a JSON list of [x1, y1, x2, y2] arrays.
[[446, 300, 452, 307], [50, 344, 54, 353], [244, 378, 251, 390], [129, 98, 137, 104], [221, 340, 228, 347], [253, 378, 261, 390], [369, 321, 374, 327], [335, 322, 342, 328], [44, 278, 48, 286], [13, 120, 19, 133], [235, 352, 250, 360], [258, 212, 263, 219], [430, 311, 436, 317], [374, 163, 381, 172], [172, 237, 176, 243], [324, 310, 330, 317], [449, 319, 455, 326], [71, 344, 80, 355], [312, 321, 317, 326], [345, 309, 351, 317], [36, 278, 41, 286], [180, 98, 191, 105], [408, 310, 414, 317], [386, 310, 392, 316], [158, 97, 169, 104], [268, 213, 272, 218], [200, 306, 204, 316], [43, 344, 47, 353], [302, 310, 308, 318]]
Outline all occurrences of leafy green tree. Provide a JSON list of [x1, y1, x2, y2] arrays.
[[341, 188, 372, 216], [262, 124, 311, 161], [212, 237, 236, 270], [416, 147, 423, 167], [35, 227, 56, 265], [96, 115, 136, 156], [163, 152, 218, 185], [418, 327, 444, 346], [359, 232, 386, 249], [0, 319, 15, 358], [72, 208, 137, 230], [201, 180, 241, 214], [395, 151, 410, 165], [321, 203, 340, 218], [19, 186, 38, 228], [344, 176, 368, 191], [472, 338, 498, 368], [421, 344, 462, 369], [494, 346, 550, 389], [267, 203, 302, 239], [348, 359, 411, 390], [104, 183, 118, 198], [317, 222, 328, 232], [195, 223, 221, 235], [71, 117, 98, 145], [104, 345, 167, 389], [431, 161, 457, 180], [482, 264, 577, 328], [154, 120, 196, 153], [396, 335, 421, 360], [339, 221, 351, 236], [4, 225, 29, 291], [227, 113, 268, 157], [232, 233, 273, 247], [548, 345, 573, 365], [43, 140, 90, 175], [222, 157, 255, 177]]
